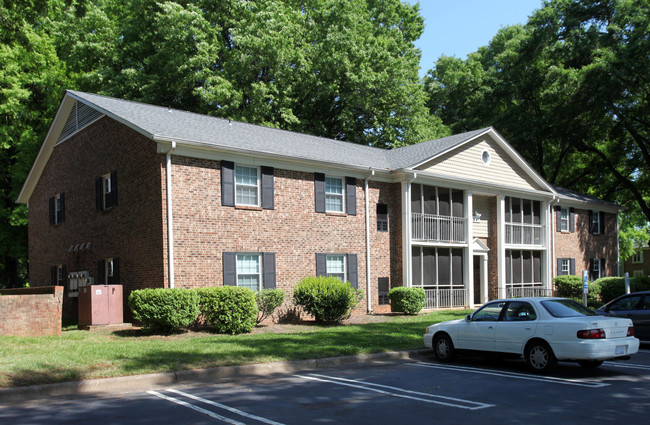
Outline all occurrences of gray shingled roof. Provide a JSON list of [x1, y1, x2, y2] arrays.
[[553, 185, 617, 206], [68, 90, 485, 171]]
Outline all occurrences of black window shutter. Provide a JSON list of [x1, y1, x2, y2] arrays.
[[600, 212, 606, 235], [97, 260, 105, 285], [49, 197, 55, 225], [556, 258, 562, 276], [223, 252, 236, 285], [316, 253, 327, 277], [589, 258, 595, 280], [314, 173, 325, 213], [51, 266, 57, 285], [589, 210, 595, 233], [346, 177, 356, 216], [347, 254, 358, 289], [221, 161, 235, 207], [570, 259, 576, 275], [60, 192, 65, 223], [600, 258, 606, 278], [95, 177, 103, 211], [555, 206, 561, 231], [263, 252, 276, 289], [112, 258, 120, 285], [110, 171, 118, 207], [569, 208, 575, 233], [261, 166, 274, 210]]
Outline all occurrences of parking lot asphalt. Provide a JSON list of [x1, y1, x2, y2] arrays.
[[2, 345, 650, 424]]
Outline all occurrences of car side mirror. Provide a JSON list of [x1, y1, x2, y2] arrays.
[[465, 314, 472, 322]]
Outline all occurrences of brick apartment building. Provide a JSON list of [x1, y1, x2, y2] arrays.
[[17, 91, 620, 320]]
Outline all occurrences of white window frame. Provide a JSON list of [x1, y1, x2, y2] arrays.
[[326, 254, 347, 282], [560, 208, 569, 232], [592, 258, 601, 280], [235, 165, 260, 207], [105, 258, 114, 284], [591, 211, 601, 234], [560, 259, 570, 276], [102, 173, 112, 210], [632, 250, 643, 264], [56, 265, 65, 285], [325, 176, 345, 213], [236, 253, 262, 291]]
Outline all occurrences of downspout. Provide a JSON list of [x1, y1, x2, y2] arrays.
[[549, 195, 560, 291], [166, 142, 177, 288], [364, 170, 375, 314]]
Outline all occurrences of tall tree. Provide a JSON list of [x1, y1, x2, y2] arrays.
[[425, 0, 650, 256]]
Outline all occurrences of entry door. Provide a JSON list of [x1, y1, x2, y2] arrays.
[[473, 256, 481, 303]]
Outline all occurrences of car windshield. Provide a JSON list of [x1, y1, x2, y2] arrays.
[[541, 299, 599, 317]]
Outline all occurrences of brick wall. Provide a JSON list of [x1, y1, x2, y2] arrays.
[[0, 286, 63, 336], [28, 117, 166, 321], [554, 207, 618, 278]]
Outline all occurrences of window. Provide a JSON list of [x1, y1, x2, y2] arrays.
[[590, 258, 603, 280], [632, 250, 643, 264], [51, 264, 66, 286], [560, 259, 569, 275], [223, 252, 276, 289], [325, 177, 344, 213], [315, 252, 358, 288], [377, 204, 388, 232], [504, 301, 537, 321], [97, 257, 119, 284], [105, 258, 114, 284], [96, 171, 117, 211], [471, 302, 506, 321], [378, 277, 390, 305], [411, 247, 463, 288], [505, 250, 542, 284], [590, 210, 602, 234], [481, 150, 491, 166], [235, 165, 259, 206], [633, 270, 645, 277], [236, 254, 262, 291], [49, 193, 65, 225], [556, 258, 575, 276], [560, 208, 569, 232], [608, 294, 642, 311]]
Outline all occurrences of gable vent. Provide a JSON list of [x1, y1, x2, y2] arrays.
[[57, 101, 104, 144]]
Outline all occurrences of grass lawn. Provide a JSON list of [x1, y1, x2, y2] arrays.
[[0, 310, 470, 388]]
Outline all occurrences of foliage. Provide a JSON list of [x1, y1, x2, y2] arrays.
[[256, 289, 285, 324], [597, 276, 650, 304], [293, 276, 363, 323], [619, 209, 650, 261], [553, 275, 601, 307], [425, 0, 650, 226], [196, 286, 258, 334], [128, 288, 200, 332], [388, 287, 425, 315]]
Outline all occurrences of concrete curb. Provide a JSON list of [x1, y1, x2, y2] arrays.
[[0, 349, 430, 404]]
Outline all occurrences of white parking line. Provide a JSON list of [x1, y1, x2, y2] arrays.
[[149, 389, 286, 425], [604, 362, 650, 371], [148, 391, 246, 425], [410, 362, 611, 388], [295, 373, 494, 410]]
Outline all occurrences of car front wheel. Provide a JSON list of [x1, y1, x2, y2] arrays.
[[525, 341, 557, 373], [433, 334, 455, 363]]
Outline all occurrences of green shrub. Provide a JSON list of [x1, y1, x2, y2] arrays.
[[196, 286, 257, 334], [598, 276, 650, 303], [388, 287, 425, 315], [128, 288, 200, 332], [553, 275, 601, 307], [293, 276, 363, 323], [256, 289, 285, 324]]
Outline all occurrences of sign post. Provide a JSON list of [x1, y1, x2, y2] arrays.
[[625, 272, 630, 294], [582, 270, 589, 307]]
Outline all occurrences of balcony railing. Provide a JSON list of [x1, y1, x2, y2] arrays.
[[506, 286, 553, 298], [423, 288, 467, 309], [505, 223, 544, 246], [412, 213, 466, 243]]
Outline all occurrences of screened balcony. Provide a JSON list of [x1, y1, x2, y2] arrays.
[[411, 213, 467, 243], [505, 223, 544, 246]]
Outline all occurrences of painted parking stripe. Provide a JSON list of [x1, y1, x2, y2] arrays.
[[603, 362, 650, 371], [148, 390, 247, 425], [148, 389, 286, 425], [410, 362, 610, 388], [295, 373, 494, 410]]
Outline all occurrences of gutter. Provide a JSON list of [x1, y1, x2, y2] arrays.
[[166, 142, 176, 288], [549, 195, 560, 289], [364, 170, 376, 313]]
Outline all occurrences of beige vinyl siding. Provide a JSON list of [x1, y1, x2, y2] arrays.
[[418, 137, 543, 191], [472, 195, 491, 238]]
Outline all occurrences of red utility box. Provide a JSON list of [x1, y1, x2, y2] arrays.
[[78, 285, 123, 327]]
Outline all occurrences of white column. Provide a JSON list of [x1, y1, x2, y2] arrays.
[[465, 191, 474, 307], [401, 178, 413, 287], [497, 195, 506, 299]]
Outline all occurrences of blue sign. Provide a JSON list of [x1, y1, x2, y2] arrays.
[[582, 271, 589, 294]]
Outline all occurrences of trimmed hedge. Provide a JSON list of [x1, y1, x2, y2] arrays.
[[293, 276, 363, 323], [598, 276, 650, 303], [128, 288, 200, 332], [553, 275, 601, 307], [196, 286, 258, 334], [256, 289, 285, 324], [388, 287, 425, 315]]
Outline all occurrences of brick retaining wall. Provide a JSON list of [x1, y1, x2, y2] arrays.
[[0, 286, 63, 336]]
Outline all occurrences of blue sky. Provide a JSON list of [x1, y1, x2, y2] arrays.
[[407, 0, 543, 76]]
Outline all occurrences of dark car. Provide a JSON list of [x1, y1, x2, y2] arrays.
[[598, 291, 650, 341]]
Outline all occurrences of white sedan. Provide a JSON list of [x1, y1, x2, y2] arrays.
[[423, 297, 640, 372]]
